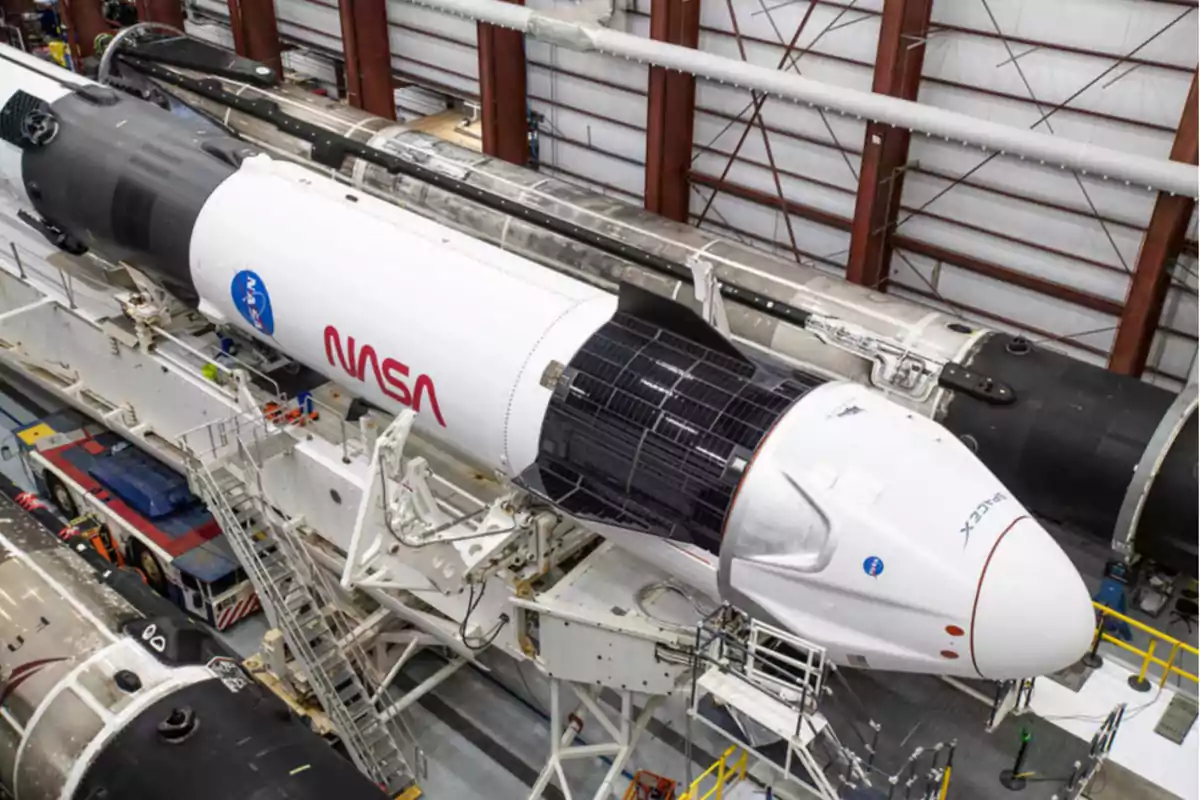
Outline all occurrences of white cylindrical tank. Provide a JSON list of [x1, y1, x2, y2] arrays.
[[191, 156, 617, 472]]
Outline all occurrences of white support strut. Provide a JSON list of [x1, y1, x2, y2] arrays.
[[528, 678, 661, 800], [342, 409, 418, 589]]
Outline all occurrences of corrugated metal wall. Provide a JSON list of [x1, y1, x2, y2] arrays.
[[185, 0, 1198, 387]]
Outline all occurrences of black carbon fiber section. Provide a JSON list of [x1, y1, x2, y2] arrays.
[[4, 69, 255, 302], [77, 678, 388, 799], [520, 285, 825, 555], [940, 331, 1197, 576]]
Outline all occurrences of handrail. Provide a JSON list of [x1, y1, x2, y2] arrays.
[[1091, 602, 1198, 689], [190, 455, 411, 788], [679, 746, 747, 800]]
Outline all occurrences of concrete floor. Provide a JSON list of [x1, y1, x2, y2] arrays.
[[393, 649, 739, 800], [1053, 521, 1198, 696]]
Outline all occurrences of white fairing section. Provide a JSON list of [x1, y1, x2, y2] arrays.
[[189, 156, 617, 474], [719, 382, 1094, 680]]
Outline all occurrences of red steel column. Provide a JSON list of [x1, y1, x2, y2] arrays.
[[139, 0, 184, 28], [227, 0, 283, 78], [339, 0, 395, 119], [644, 0, 700, 222], [337, 0, 363, 108], [478, 0, 528, 164], [61, 0, 109, 59], [1109, 72, 1199, 377], [846, 0, 934, 289]]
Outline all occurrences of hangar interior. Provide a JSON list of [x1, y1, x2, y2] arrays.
[[0, 0, 1193, 799]]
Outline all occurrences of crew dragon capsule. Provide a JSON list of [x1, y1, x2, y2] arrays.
[[0, 45, 1095, 679]]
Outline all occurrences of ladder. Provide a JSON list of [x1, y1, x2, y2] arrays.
[[189, 451, 417, 793]]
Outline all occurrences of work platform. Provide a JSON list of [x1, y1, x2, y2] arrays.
[[1035, 657, 1197, 799], [0, 196, 1193, 800]]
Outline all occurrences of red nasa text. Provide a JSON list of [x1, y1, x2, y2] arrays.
[[323, 325, 447, 428]]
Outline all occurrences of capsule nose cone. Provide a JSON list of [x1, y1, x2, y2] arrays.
[[971, 517, 1095, 679]]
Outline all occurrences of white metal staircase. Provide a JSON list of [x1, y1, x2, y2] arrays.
[[189, 447, 419, 793]]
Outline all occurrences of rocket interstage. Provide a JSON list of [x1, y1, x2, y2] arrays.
[[0, 44, 1095, 679]]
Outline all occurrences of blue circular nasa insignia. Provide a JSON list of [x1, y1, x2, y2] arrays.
[[230, 270, 274, 335], [863, 556, 884, 578]]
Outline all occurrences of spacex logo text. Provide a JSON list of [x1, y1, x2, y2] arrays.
[[323, 326, 447, 428], [960, 491, 1007, 547]]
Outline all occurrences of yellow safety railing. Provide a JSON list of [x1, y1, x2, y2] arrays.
[[680, 746, 748, 800], [1091, 602, 1199, 689]]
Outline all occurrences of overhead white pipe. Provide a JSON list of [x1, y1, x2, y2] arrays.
[[404, 0, 1199, 199]]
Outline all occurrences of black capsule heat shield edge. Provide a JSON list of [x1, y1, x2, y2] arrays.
[[517, 283, 826, 554]]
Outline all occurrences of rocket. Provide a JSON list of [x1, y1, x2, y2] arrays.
[[119, 49, 1199, 581], [0, 44, 1095, 679]]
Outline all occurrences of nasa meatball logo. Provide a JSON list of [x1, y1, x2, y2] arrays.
[[863, 556, 884, 578], [231, 270, 274, 335]]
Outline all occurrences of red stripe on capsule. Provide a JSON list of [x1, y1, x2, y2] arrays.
[[968, 516, 1027, 679]]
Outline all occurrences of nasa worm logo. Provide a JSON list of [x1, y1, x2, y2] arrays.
[[231, 270, 274, 335], [863, 556, 884, 577]]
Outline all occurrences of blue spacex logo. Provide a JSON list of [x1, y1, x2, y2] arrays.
[[230, 270, 274, 335]]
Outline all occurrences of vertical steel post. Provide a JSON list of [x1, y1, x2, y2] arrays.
[[1109, 72, 1198, 376], [140, 0, 184, 28], [339, 0, 394, 118], [478, 0, 528, 164], [227, 0, 282, 77], [999, 728, 1032, 790], [644, 0, 700, 221], [846, 0, 935, 290], [60, 0, 108, 60]]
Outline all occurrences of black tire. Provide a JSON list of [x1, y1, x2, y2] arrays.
[[130, 540, 168, 594], [44, 474, 79, 520]]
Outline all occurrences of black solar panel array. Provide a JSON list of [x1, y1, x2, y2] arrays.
[[520, 306, 827, 555]]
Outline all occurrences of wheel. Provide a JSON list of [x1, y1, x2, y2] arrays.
[[44, 474, 79, 520], [131, 541, 167, 593]]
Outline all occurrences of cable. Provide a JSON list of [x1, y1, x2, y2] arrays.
[[633, 580, 715, 632], [458, 580, 510, 652], [1039, 686, 1163, 724], [379, 468, 515, 549], [824, 666, 878, 751]]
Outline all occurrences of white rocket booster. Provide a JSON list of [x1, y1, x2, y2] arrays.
[[0, 44, 1095, 679]]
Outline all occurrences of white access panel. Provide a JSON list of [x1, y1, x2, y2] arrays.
[[519, 542, 705, 695]]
